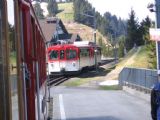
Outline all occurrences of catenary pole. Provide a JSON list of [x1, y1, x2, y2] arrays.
[[155, 0, 160, 77]]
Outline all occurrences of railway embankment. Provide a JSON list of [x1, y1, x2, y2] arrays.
[[62, 48, 141, 89], [62, 46, 151, 91]]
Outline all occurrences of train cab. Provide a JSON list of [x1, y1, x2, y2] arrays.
[[47, 44, 80, 75]]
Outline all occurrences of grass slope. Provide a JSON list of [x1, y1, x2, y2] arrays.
[[117, 46, 150, 69], [103, 46, 151, 81], [129, 46, 150, 68], [64, 22, 108, 44], [57, 2, 74, 22], [63, 46, 150, 87], [57, 2, 109, 44]]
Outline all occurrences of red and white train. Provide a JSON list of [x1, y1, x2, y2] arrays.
[[47, 41, 101, 75]]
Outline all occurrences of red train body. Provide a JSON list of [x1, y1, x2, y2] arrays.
[[47, 41, 101, 75]]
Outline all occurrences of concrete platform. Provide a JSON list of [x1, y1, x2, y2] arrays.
[[99, 80, 119, 86]]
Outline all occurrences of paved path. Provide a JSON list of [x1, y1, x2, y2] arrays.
[[51, 86, 151, 120]]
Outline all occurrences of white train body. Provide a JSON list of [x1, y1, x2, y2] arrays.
[[47, 41, 101, 75]]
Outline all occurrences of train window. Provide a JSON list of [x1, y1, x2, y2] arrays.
[[80, 49, 89, 57], [97, 48, 101, 55], [49, 50, 59, 60], [60, 50, 65, 59], [67, 49, 77, 60], [7, 0, 19, 119]]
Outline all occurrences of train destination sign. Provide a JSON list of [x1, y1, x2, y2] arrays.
[[149, 28, 160, 41]]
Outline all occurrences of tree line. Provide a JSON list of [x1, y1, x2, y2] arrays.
[[33, 0, 73, 18], [73, 0, 156, 68], [73, 0, 127, 38], [33, 0, 58, 18]]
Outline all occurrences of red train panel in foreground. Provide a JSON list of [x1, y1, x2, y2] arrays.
[[18, 0, 48, 119]]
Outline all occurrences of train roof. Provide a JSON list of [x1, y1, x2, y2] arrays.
[[73, 41, 100, 48], [47, 44, 77, 50], [47, 41, 100, 50], [74, 41, 95, 46]]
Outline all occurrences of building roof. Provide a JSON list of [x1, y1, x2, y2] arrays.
[[51, 33, 82, 43], [39, 18, 68, 42]]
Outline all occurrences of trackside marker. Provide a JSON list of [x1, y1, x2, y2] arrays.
[[59, 94, 66, 120]]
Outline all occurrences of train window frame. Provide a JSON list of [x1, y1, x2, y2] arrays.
[[49, 50, 59, 60], [80, 48, 89, 57], [66, 49, 77, 60], [60, 50, 65, 60]]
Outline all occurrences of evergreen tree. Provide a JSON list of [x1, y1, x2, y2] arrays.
[[8, 24, 15, 52], [139, 16, 151, 45], [98, 37, 109, 57], [33, 2, 44, 19], [125, 9, 139, 51], [47, 0, 58, 17], [73, 0, 81, 22], [118, 36, 125, 57], [73, 0, 127, 39], [73, 0, 95, 27], [147, 42, 157, 69]]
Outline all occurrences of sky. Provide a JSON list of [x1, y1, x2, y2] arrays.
[[8, 0, 156, 25], [87, 0, 155, 22], [7, 0, 14, 25]]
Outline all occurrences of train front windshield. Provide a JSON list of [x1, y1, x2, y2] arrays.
[[49, 50, 58, 60]]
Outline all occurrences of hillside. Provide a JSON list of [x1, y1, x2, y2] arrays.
[[57, 2, 109, 45], [64, 22, 108, 44], [104, 46, 151, 80], [117, 46, 150, 69], [57, 2, 74, 22]]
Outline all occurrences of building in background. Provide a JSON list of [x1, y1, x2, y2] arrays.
[[39, 18, 81, 46]]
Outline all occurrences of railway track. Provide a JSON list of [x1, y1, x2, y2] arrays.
[[100, 58, 116, 66], [47, 75, 70, 86], [47, 59, 115, 87], [47, 75, 71, 120]]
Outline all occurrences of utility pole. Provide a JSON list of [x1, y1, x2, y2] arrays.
[[80, 12, 97, 72], [155, 0, 160, 76], [93, 12, 97, 72], [147, 0, 160, 76]]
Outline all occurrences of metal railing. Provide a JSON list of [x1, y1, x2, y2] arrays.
[[119, 67, 159, 91]]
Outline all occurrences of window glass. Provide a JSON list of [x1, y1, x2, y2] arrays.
[[80, 49, 89, 57], [49, 50, 59, 60], [67, 49, 77, 60], [97, 48, 101, 55], [7, 0, 19, 119], [60, 50, 65, 59]]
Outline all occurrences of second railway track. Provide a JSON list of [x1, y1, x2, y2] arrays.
[[47, 76, 70, 86]]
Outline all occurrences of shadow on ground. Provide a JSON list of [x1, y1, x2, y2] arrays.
[[53, 116, 121, 120], [100, 59, 115, 66], [57, 9, 64, 14], [76, 65, 116, 79]]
